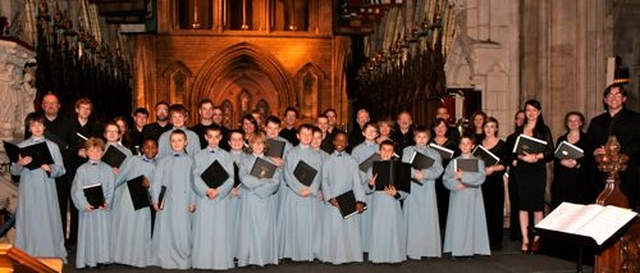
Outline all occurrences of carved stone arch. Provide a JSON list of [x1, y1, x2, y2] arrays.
[[162, 61, 193, 104], [445, 30, 474, 89], [190, 42, 296, 124], [295, 62, 326, 118]]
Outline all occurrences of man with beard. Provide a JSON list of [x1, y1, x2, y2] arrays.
[[348, 108, 370, 152], [391, 111, 415, 157], [142, 102, 172, 141]]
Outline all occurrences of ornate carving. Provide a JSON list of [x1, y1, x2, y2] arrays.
[[596, 136, 630, 208]]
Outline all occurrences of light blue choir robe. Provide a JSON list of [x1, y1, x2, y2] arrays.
[[350, 141, 378, 253], [228, 150, 247, 259], [442, 155, 490, 257], [11, 137, 67, 261], [191, 146, 234, 270], [71, 160, 115, 268], [150, 151, 196, 269], [157, 127, 201, 159], [278, 144, 324, 261], [366, 159, 408, 264], [401, 145, 444, 259], [319, 151, 364, 264], [111, 155, 155, 267], [268, 136, 291, 218], [237, 154, 281, 267]]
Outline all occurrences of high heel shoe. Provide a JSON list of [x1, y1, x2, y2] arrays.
[[521, 242, 529, 254], [530, 240, 540, 254]]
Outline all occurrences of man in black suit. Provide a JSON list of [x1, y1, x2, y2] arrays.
[[142, 101, 172, 141], [586, 84, 640, 210]]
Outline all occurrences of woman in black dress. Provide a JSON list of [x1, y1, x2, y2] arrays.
[[479, 117, 509, 250], [506, 110, 525, 242], [551, 112, 589, 209], [467, 110, 487, 144], [430, 118, 460, 240], [511, 100, 553, 253]]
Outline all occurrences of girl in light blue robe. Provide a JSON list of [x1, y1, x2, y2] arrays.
[[443, 136, 490, 257], [278, 125, 324, 261], [319, 135, 365, 264], [110, 139, 157, 267], [191, 131, 234, 270], [227, 130, 247, 259], [150, 130, 196, 269], [71, 138, 115, 269], [350, 121, 379, 253], [11, 114, 67, 262], [366, 140, 407, 264], [266, 134, 292, 219], [237, 132, 281, 267], [401, 127, 444, 259]]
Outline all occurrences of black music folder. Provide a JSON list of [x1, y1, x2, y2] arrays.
[[472, 145, 500, 166], [512, 134, 547, 155], [102, 145, 127, 168], [372, 160, 411, 194], [126, 175, 151, 210], [200, 160, 229, 189], [3, 141, 19, 163], [293, 160, 318, 186], [429, 143, 454, 159], [249, 157, 278, 179], [335, 190, 367, 219], [409, 151, 435, 170], [454, 158, 479, 172], [158, 185, 167, 210], [233, 162, 241, 187], [265, 139, 286, 158], [83, 183, 104, 208], [358, 153, 381, 172], [554, 141, 584, 160], [19, 141, 55, 170]]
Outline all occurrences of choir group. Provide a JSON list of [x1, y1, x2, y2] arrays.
[[10, 83, 640, 270]]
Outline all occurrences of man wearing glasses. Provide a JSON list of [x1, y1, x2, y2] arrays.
[[586, 84, 640, 210], [142, 101, 172, 141]]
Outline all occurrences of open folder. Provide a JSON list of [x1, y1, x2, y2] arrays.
[[4, 141, 55, 170], [535, 202, 638, 247]]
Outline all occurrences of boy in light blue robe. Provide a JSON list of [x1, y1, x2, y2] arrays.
[[11, 113, 67, 262], [150, 129, 197, 269], [319, 132, 365, 264], [350, 121, 379, 253], [402, 126, 444, 259], [227, 130, 247, 259], [110, 138, 157, 267], [237, 132, 281, 267], [191, 126, 234, 270], [366, 140, 407, 264], [279, 124, 324, 261], [157, 104, 201, 158], [311, 126, 330, 161], [71, 137, 115, 268], [264, 116, 291, 216], [443, 135, 490, 257]]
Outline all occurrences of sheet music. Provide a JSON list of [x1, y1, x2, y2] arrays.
[[536, 202, 637, 245]]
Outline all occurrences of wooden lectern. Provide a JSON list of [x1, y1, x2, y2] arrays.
[[594, 136, 639, 272], [0, 244, 62, 272]]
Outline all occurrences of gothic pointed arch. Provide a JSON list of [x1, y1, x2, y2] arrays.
[[295, 62, 326, 118], [162, 61, 193, 104], [190, 42, 297, 121]]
